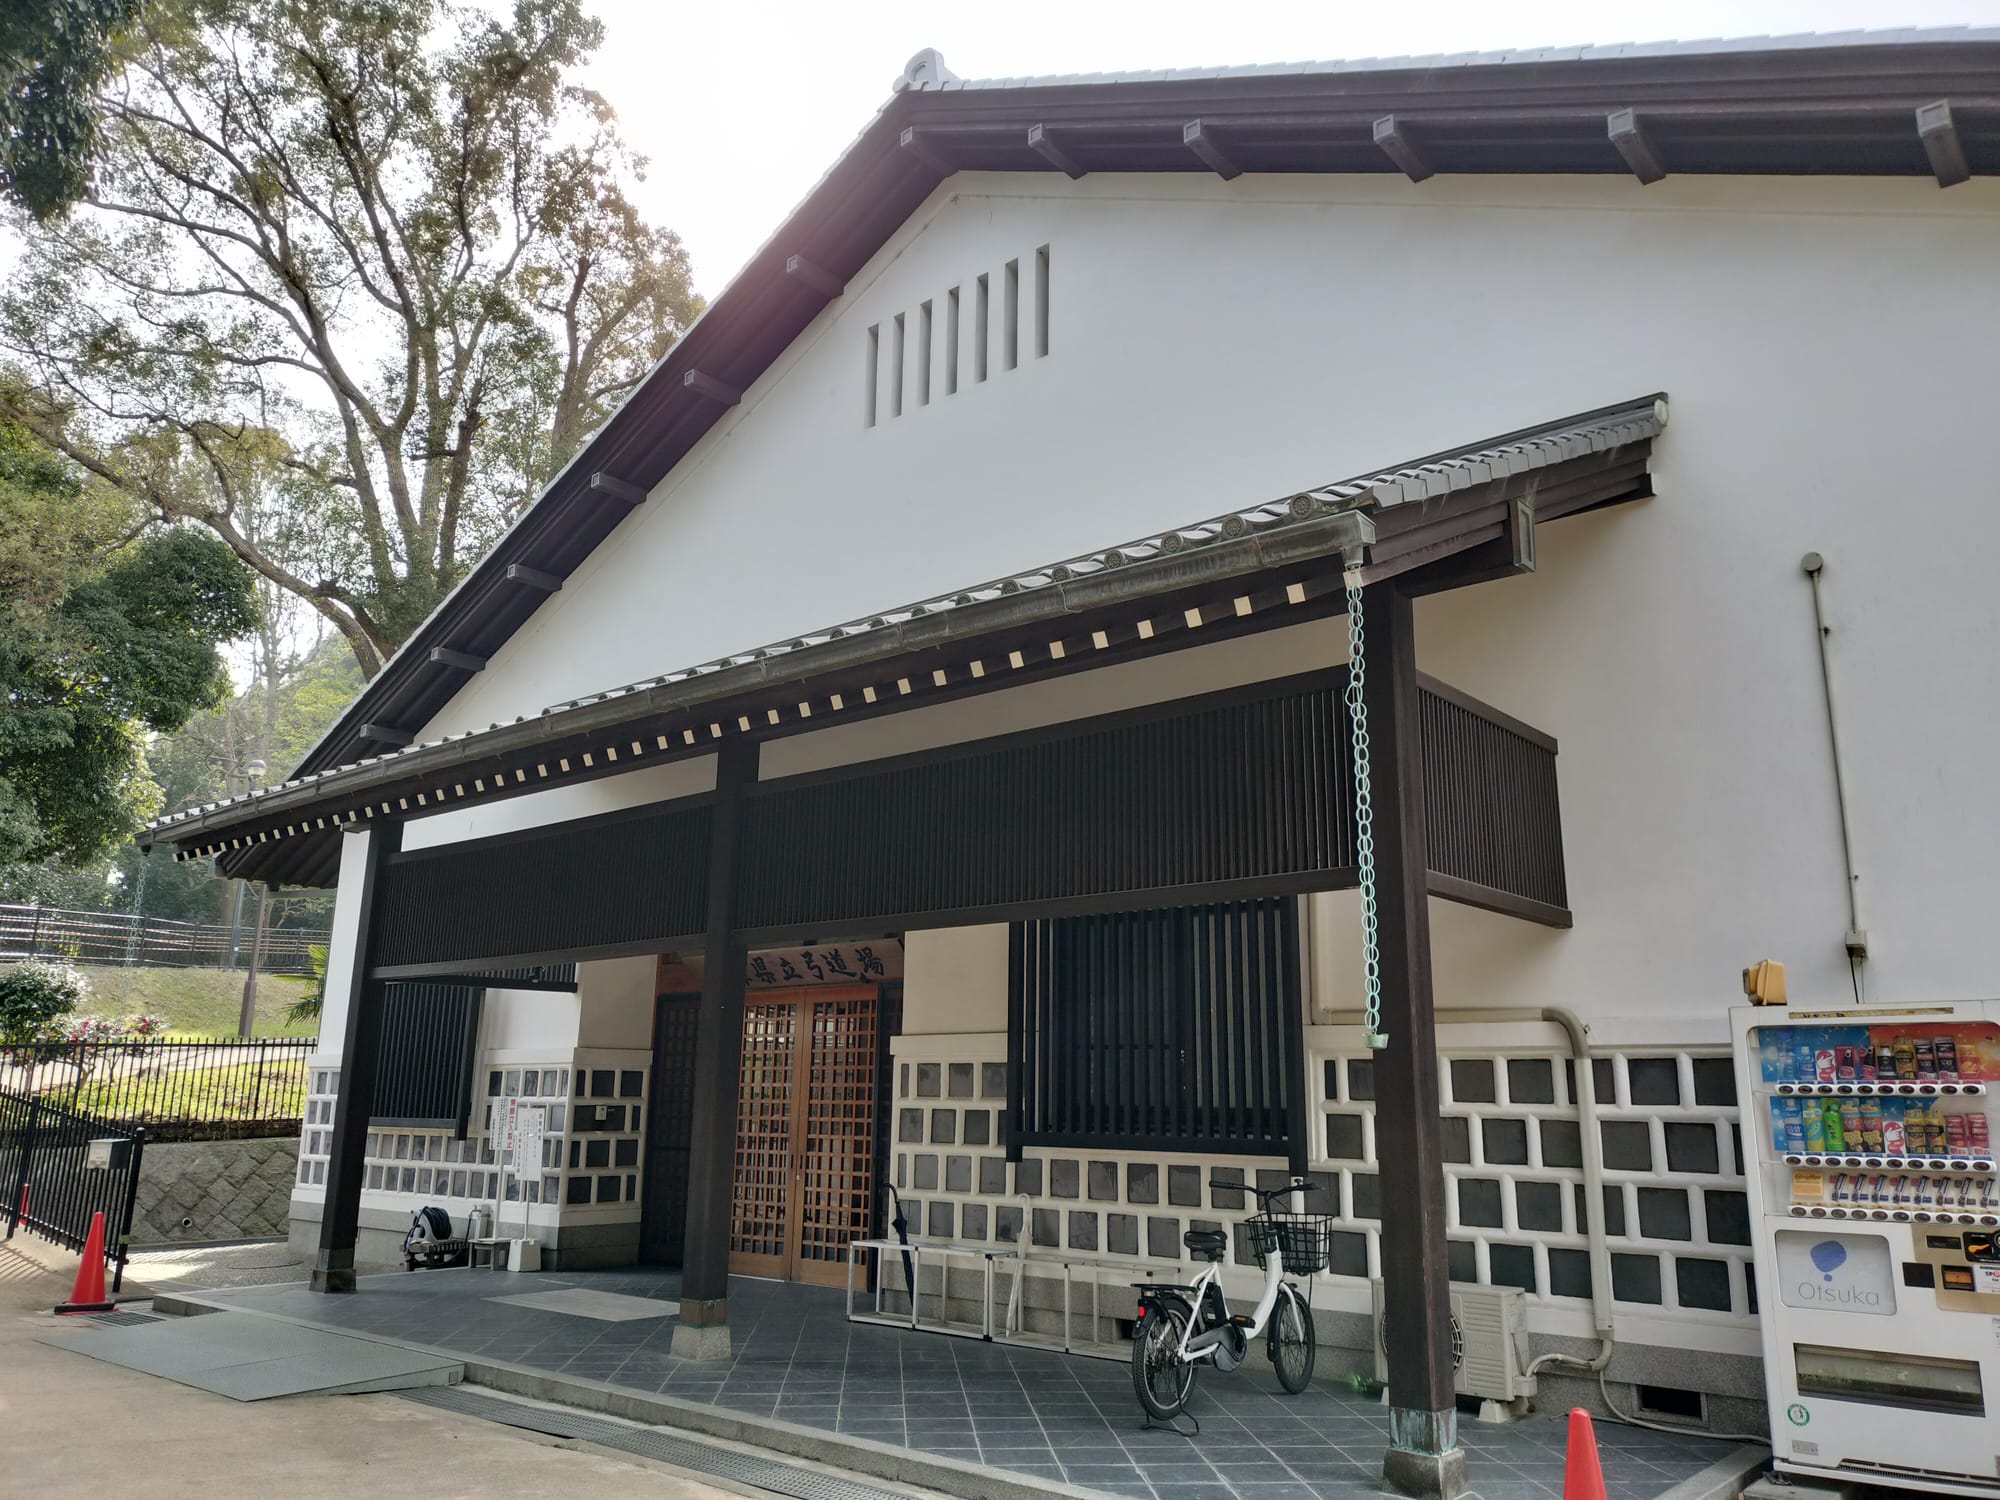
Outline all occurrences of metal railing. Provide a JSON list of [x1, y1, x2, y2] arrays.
[[0, 903, 328, 973], [2, 1089, 145, 1289], [0, 1036, 315, 1141]]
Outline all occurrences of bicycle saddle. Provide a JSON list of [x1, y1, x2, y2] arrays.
[[1183, 1227, 1227, 1262]]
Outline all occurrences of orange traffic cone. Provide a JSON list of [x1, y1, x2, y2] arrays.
[[53, 1211, 116, 1314], [1563, 1407, 1608, 1500]]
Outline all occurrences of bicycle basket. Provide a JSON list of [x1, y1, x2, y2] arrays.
[[1244, 1211, 1336, 1275]]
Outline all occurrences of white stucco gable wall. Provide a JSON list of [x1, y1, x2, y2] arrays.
[[415, 170, 1998, 745]]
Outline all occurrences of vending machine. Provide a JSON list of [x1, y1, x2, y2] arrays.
[[1732, 998, 2000, 1495]]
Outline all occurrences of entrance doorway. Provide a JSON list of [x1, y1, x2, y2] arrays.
[[638, 982, 882, 1284], [729, 985, 880, 1285]]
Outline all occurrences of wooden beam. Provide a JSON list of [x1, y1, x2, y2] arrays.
[[356, 722, 412, 748], [428, 646, 487, 673], [672, 737, 759, 1359], [681, 369, 743, 406], [1917, 99, 1971, 187], [784, 253, 844, 299], [1607, 108, 1667, 184], [1372, 115, 1433, 182], [1182, 119, 1240, 180], [590, 470, 647, 505], [504, 563, 563, 592], [1027, 123, 1086, 179], [1360, 584, 1467, 1498], [311, 821, 400, 1293], [899, 125, 952, 176]]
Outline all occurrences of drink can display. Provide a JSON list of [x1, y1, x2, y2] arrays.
[[1860, 1100, 1883, 1152], [1937, 1034, 1959, 1080], [1890, 1174, 1912, 1206], [1840, 1101, 1863, 1144], [1876, 1041, 1898, 1079], [1803, 1106, 1826, 1152], [1837, 1045, 1857, 1082], [1821, 1100, 1847, 1152], [1946, 1113, 1970, 1155], [1830, 1173, 1854, 1205], [1916, 1176, 1938, 1207], [1770, 1102, 1790, 1153], [1969, 1112, 1990, 1157], [1860, 1046, 1877, 1083], [1894, 1035, 1918, 1080], [1872, 1175, 1894, 1206], [1915, 1038, 1937, 1080], [1881, 1104, 1906, 1156], [1796, 1042, 1817, 1081], [1815, 1048, 1837, 1082], [1783, 1103, 1807, 1154]]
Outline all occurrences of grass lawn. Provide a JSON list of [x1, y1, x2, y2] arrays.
[[45, 963, 316, 1039], [67, 1054, 307, 1122]]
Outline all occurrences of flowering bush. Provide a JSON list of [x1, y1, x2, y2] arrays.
[[0, 960, 90, 1046], [125, 1013, 168, 1037]]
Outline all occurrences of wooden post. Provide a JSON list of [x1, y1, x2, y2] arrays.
[[311, 821, 400, 1293], [672, 740, 758, 1359], [1360, 584, 1468, 1500]]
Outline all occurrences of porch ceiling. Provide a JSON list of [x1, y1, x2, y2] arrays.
[[141, 397, 1661, 889]]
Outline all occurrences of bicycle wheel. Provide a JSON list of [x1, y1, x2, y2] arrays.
[[1270, 1286, 1316, 1394], [1132, 1304, 1195, 1420]]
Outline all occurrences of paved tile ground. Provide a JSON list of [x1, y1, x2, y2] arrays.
[[200, 1268, 1741, 1500]]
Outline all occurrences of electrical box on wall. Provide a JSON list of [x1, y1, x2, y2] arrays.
[[1732, 1000, 2000, 1496]]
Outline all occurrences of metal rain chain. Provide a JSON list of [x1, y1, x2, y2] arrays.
[[1345, 576, 1386, 1050]]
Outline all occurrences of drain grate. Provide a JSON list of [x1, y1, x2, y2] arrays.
[[398, 1385, 913, 1500], [90, 1311, 163, 1328]]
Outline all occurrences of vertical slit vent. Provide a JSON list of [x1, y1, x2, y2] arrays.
[[1003, 258, 1020, 371], [890, 313, 905, 417], [974, 274, 989, 382], [1034, 245, 1050, 358], [917, 300, 932, 406], [945, 286, 960, 395], [864, 323, 879, 427]]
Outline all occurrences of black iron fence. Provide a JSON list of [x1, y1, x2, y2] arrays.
[[1, 1090, 145, 1290], [0, 902, 327, 973], [0, 1036, 314, 1141]]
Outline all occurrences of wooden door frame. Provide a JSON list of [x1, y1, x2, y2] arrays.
[[726, 983, 880, 1284]]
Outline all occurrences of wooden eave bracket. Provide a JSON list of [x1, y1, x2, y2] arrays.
[[357, 723, 412, 747], [429, 647, 487, 673], [1607, 108, 1667, 185], [1372, 115, 1434, 183], [682, 370, 743, 406], [900, 125, 952, 176], [785, 254, 845, 299], [1182, 120, 1241, 180], [1917, 100, 1971, 187], [1027, 123, 1086, 179], [590, 471, 648, 505], [505, 563, 563, 592]]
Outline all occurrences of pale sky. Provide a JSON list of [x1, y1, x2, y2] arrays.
[[591, 0, 2000, 294]]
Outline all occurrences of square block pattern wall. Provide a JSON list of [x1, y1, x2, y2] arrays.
[[1314, 1044, 1751, 1320], [295, 1058, 649, 1220]]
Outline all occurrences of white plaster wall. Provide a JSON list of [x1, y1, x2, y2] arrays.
[[575, 956, 658, 1050], [377, 169, 1997, 1051], [481, 986, 580, 1053], [312, 827, 372, 1058], [901, 926, 1009, 1034], [399, 756, 714, 852]]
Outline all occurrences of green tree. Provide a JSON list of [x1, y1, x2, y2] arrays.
[[0, 431, 259, 866], [0, 0, 146, 221], [0, 0, 701, 675]]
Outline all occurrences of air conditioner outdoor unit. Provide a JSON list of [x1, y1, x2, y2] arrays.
[[1370, 1279, 1537, 1422]]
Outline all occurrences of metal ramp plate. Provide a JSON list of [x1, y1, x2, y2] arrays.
[[38, 1310, 461, 1401]]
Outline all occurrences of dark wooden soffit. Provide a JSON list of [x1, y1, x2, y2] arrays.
[[284, 39, 1997, 793], [149, 424, 1649, 891]]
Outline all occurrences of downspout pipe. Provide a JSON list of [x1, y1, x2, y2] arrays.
[[1319, 1004, 1614, 1364], [1801, 552, 1869, 966]]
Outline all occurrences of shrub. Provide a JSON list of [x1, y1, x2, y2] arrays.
[[0, 959, 90, 1046]]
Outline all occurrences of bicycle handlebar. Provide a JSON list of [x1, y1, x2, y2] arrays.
[[1209, 1176, 1310, 1205]]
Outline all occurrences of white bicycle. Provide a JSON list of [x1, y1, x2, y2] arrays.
[[1131, 1176, 1328, 1421]]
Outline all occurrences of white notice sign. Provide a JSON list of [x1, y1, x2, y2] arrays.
[[512, 1104, 546, 1174]]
